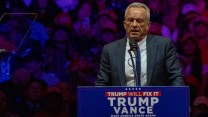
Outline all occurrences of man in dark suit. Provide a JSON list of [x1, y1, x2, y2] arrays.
[[96, 2, 185, 86]]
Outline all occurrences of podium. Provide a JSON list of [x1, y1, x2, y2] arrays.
[[77, 86, 189, 117]]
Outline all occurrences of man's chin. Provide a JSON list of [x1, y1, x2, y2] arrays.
[[130, 35, 140, 39], [129, 35, 140, 41]]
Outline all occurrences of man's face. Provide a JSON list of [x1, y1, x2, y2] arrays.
[[26, 82, 43, 101], [123, 7, 150, 42], [194, 22, 208, 38], [25, 60, 41, 74], [0, 91, 8, 112]]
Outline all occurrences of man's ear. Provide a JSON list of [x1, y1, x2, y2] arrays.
[[148, 21, 151, 28], [123, 21, 127, 31], [147, 21, 151, 30]]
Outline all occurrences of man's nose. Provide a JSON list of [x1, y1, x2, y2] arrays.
[[132, 20, 138, 26]]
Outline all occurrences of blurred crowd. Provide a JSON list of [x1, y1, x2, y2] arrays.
[[0, 0, 208, 117]]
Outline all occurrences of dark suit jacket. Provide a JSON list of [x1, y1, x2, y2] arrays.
[[96, 34, 185, 86]]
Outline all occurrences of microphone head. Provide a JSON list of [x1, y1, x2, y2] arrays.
[[129, 39, 138, 51]]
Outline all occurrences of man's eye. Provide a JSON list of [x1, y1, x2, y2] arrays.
[[128, 19, 134, 22], [137, 19, 144, 23]]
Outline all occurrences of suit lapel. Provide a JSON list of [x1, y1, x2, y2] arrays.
[[116, 38, 126, 86], [146, 34, 158, 85]]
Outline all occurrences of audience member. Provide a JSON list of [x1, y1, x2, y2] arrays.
[[191, 15, 208, 65], [21, 48, 60, 87], [14, 78, 48, 117], [35, 91, 68, 117], [191, 96, 208, 117], [0, 89, 20, 117], [72, 1, 94, 38], [0, 68, 31, 115]]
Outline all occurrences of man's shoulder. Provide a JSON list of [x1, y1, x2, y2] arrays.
[[103, 37, 126, 49], [148, 34, 172, 44]]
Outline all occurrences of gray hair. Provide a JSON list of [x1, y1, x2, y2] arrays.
[[124, 2, 150, 21]]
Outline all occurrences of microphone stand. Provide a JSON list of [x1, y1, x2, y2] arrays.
[[128, 49, 138, 86]]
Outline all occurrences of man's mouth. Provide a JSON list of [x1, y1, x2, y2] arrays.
[[131, 30, 139, 32], [130, 30, 140, 35]]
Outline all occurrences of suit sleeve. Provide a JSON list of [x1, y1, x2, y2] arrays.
[[166, 40, 185, 86], [95, 45, 111, 86]]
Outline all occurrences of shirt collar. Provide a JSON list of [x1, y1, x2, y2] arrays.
[[127, 36, 147, 48]]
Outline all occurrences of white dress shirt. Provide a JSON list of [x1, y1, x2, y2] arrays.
[[125, 37, 147, 86]]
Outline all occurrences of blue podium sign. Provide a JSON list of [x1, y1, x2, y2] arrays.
[[78, 86, 189, 117]]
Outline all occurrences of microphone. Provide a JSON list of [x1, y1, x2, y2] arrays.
[[129, 39, 138, 56], [128, 39, 138, 86]]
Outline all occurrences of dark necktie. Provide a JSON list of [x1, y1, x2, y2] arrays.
[[136, 47, 141, 86]]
